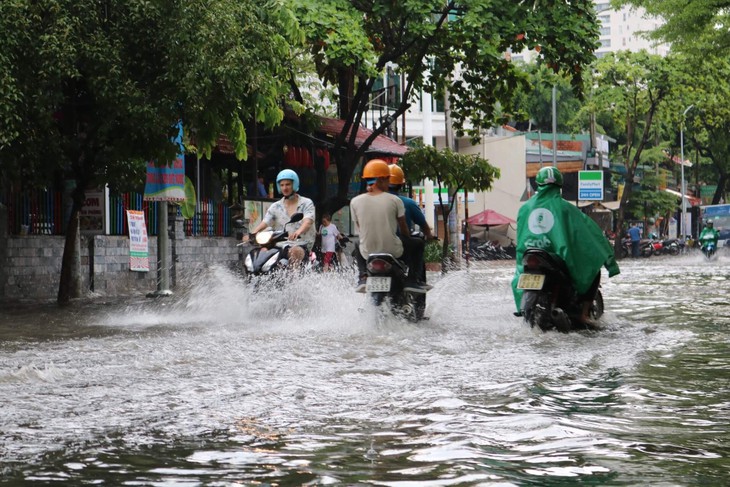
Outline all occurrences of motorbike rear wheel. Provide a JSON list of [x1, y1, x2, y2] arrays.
[[522, 292, 554, 331]]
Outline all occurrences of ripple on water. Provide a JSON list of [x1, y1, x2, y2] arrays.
[[0, 260, 728, 484]]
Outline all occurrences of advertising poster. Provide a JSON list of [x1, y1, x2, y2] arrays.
[[143, 123, 186, 202], [126, 210, 150, 272], [80, 190, 106, 235]]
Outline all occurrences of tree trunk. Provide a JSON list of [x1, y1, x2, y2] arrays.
[[57, 201, 83, 305], [712, 172, 727, 204]]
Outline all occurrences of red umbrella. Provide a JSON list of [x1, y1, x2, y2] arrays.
[[466, 209, 516, 226]]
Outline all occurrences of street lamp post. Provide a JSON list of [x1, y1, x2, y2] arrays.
[[680, 105, 694, 238]]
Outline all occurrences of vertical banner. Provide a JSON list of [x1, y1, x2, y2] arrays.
[[144, 123, 186, 202], [126, 210, 150, 272]]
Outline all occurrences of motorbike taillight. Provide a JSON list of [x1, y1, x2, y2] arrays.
[[524, 254, 541, 270], [367, 259, 392, 273]]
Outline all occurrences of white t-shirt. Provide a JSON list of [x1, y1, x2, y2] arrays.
[[320, 223, 340, 252], [262, 195, 316, 244], [350, 192, 404, 259]]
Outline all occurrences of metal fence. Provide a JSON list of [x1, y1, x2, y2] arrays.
[[1, 189, 63, 235], [2, 190, 230, 237]]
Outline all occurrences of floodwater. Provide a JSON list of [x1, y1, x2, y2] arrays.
[[0, 253, 728, 485]]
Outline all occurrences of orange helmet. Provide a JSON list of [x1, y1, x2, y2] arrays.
[[362, 159, 390, 178], [389, 164, 405, 185]]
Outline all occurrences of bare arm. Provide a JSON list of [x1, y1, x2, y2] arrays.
[[398, 216, 410, 236], [421, 221, 434, 240], [291, 218, 313, 240]]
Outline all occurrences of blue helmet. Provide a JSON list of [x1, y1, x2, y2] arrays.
[[276, 169, 299, 192]]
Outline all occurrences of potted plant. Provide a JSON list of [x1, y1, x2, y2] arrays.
[[424, 240, 442, 272]]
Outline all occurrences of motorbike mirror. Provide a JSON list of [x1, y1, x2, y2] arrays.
[[288, 213, 304, 224]]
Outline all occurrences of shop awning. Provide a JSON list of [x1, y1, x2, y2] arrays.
[[467, 209, 516, 226], [317, 116, 408, 156], [665, 188, 701, 206]]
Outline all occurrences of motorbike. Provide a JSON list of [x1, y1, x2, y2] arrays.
[[517, 248, 604, 333], [639, 239, 657, 257], [700, 237, 717, 260], [364, 234, 428, 322], [619, 237, 632, 258], [657, 238, 681, 256], [238, 212, 305, 278]]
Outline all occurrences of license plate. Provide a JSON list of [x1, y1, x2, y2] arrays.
[[517, 273, 545, 290], [366, 276, 391, 293]]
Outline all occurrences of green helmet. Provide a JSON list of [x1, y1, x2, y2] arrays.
[[535, 166, 563, 187]]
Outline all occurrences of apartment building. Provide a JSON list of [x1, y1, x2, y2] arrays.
[[593, 1, 670, 57]]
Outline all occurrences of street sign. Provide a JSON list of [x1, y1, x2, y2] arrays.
[[578, 170, 603, 200]]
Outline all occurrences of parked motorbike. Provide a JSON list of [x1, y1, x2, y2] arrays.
[[619, 237, 632, 258], [517, 248, 604, 333], [639, 239, 656, 258], [473, 240, 513, 260], [364, 235, 428, 322], [657, 238, 681, 256], [239, 213, 305, 278]]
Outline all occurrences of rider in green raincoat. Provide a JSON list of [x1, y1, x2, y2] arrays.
[[511, 167, 620, 322], [698, 219, 720, 249]]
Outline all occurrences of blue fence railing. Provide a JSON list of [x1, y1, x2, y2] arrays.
[[2, 190, 230, 237]]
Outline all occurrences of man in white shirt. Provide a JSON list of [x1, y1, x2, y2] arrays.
[[248, 169, 315, 265], [350, 159, 426, 293]]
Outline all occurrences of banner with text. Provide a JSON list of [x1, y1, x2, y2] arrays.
[[126, 210, 150, 272], [144, 123, 186, 201]]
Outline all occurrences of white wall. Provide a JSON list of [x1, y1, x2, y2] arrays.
[[460, 135, 526, 222]]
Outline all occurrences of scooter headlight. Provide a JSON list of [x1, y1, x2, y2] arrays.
[[244, 253, 254, 272], [262, 253, 279, 272], [256, 230, 274, 245]]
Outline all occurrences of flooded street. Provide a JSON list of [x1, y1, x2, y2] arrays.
[[1, 255, 728, 485]]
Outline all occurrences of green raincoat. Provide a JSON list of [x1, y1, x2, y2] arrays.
[[511, 185, 620, 311], [699, 226, 720, 248]]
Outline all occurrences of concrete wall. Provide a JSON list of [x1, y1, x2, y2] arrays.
[[461, 134, 527, 222], [0, 210, 241, 302]]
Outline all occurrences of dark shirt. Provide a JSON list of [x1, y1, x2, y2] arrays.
[[628, 226, 641, 241], [393, 194, 426, 232]]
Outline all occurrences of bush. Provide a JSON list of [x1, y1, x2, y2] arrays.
[[424, 240, 442, 263]]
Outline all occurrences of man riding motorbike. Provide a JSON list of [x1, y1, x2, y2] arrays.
[[698, 219, 720, 253], [245, 169, 315, 266], [511, 166, 620, 325], [350, 159, 427, 293], [388, 164, 435, 241]]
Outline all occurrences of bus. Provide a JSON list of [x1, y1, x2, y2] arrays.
[[701, 204, 730, 241]]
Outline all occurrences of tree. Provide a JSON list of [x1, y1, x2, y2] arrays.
[[0, 0, 300, 305], [590, 51, 678, 255], [670, 55, 730, 204], [400, 143, 500, 266], [617, 0, 730, 57], [510, 63, 582, 133], [288, 0, 599, 212]]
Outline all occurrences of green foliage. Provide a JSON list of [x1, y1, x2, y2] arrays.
[[668, 54, 730, 204], [424, 240, 442, 263], [629, 171, 678, 220], [0, 0, 301, 188], [286, 0, 600, 204], [617, 0, 730, 57], [0, 0, 302, 303], [590, 50, 680, 252], [400, 142, 500, 263], [510, 63, 582, 133]]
